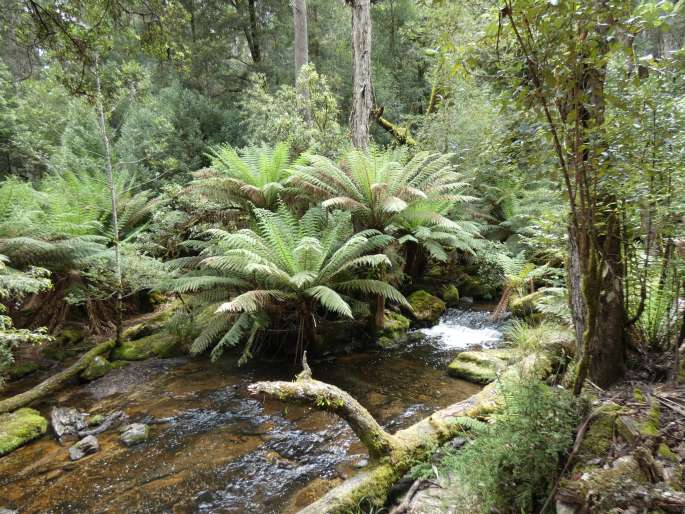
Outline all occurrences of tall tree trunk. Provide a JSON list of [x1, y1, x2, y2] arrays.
[[94, 60, 123, 346], [349, 0, 372, 150], [243, 0, 261, 64], [292, 0, 310, 121]]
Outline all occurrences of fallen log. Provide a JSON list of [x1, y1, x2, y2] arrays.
[[0, 339, 115, 414], [249, 346, 564, 513]]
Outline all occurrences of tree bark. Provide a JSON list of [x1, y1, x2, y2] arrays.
[[249, 346, 567, 513], [349, 0, 372, 150], [292, 0, 310, 122], [0, 339, 116, 414]]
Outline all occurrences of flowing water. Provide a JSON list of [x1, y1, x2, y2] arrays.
[[0, 309, 504, 514]]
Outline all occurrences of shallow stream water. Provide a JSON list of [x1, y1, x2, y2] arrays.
[[0, 309, 503, 513]]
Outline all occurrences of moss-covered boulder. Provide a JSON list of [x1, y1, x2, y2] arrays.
[[448, 349, 517, 384], [509, 290, 546, 318], [79, 355, 112, 381], [407, 290, 445, 324], [574, 402, 622, 467], [0, 408, 48, 456], [111, 332, 182, 361], [377, 310, 411, 348], [6, 362, 39, 380], [440, 285, 460, 307], [454, 271, 490, 299]]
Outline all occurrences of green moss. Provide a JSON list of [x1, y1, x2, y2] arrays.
[[448, 360, 498, 384], [87, 414, 105, 426], [633, 387, 646, 403], [0, 408, 48, 456], [111, 331, 181, 361], [407, 290, 445, 324], [639, 399, 660, 437], [658, 443, 678, 462], [57, 328, 86, 345], [454, 272, 489, 299], [440, 284, 460, 307], [574, 402, 622, 467], [377, 310, 411, 348], [80, 355, 112, 381], [110, 360, 131, 369], [7, 362, 39, 380]]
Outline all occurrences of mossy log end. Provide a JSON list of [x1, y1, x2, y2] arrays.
[[0, 339, 116, 414], [249, 350, 562, 514]]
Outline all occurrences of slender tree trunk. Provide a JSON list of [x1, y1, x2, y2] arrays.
[[349, 0, 372, 150], [292, 0, 310, 121], [94, 60, 124, 346]]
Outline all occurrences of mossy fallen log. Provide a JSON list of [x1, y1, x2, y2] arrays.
[[0, 339, 116, 414], [249, 347, 563, 513]]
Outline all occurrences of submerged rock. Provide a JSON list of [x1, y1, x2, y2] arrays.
[[447, 349, 517, 384], [69, 435, 99, 461], [0, 408, 48, 456], [120, 423, 149, 446], [80, 355, 112, 381], [407, 290, 446, 324], [51, 407, 88, 442]]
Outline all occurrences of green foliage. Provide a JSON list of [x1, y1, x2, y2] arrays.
[[164, 206, 409, 360], [437, 379, 580, 514], [503, 320, 571, 355], [239, 67, 346, 157], [198, 142, 304, 210]]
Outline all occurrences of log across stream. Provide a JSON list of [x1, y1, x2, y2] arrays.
[[0, 309, 503, 513]]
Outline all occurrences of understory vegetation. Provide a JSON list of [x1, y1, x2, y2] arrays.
[[1, 0, 685, 513]]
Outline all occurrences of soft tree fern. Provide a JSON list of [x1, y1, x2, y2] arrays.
[[165, 206, 410, 361], [195, 142, 305, 210]]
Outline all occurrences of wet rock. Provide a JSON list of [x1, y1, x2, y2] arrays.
[[0, 508, 18, 514], [353, 458, 368, 468], [69, 435, 99, 461], [51, 407, 88, 442], [79, 355, 112, 381], [0, 408, 48, 456], [407, 290, 446, 324], [447, 349, 516, 384], [78, 411, 127, 437], [459, 296, 474, 307], [120, 423, 150, 446]]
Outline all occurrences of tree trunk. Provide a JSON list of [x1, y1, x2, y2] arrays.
[[94, 59, 124, 347], [349, 0, 372, 150], [292, 0, 311, 122], [249, 346, 567, 513], [0, 339, 116, 414]]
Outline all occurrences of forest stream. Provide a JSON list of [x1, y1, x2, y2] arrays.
[[0, 309, 502, 514]]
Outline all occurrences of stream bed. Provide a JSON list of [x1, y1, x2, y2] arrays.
[[0, 309, 503, 513]]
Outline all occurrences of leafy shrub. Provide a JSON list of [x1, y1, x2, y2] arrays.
[[436, 379, 579, 513]]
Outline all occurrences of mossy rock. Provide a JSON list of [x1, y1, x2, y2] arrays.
[[574, 402, 623, 468], [0, 408, 48, 456], [447, 349, 516, 384], [7, 362, 39, 380], [377, 310, 411, 348], [407, 290, 445, 324], [80, 355, 112, 381], [440, 285, 460, 307], [454, 272, 489, 299], [658, 443, 679, 462], [111, 332, 181, 361], [110, 360, 131, 369], [639, 398, 660, 437], [56, 327, 86, 346], [509, 290, 545, 318]]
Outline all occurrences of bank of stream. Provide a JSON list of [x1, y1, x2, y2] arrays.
[[0, 309, 504, 513]]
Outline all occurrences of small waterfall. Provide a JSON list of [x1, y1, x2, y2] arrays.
[[418, 308, 506, 350]]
